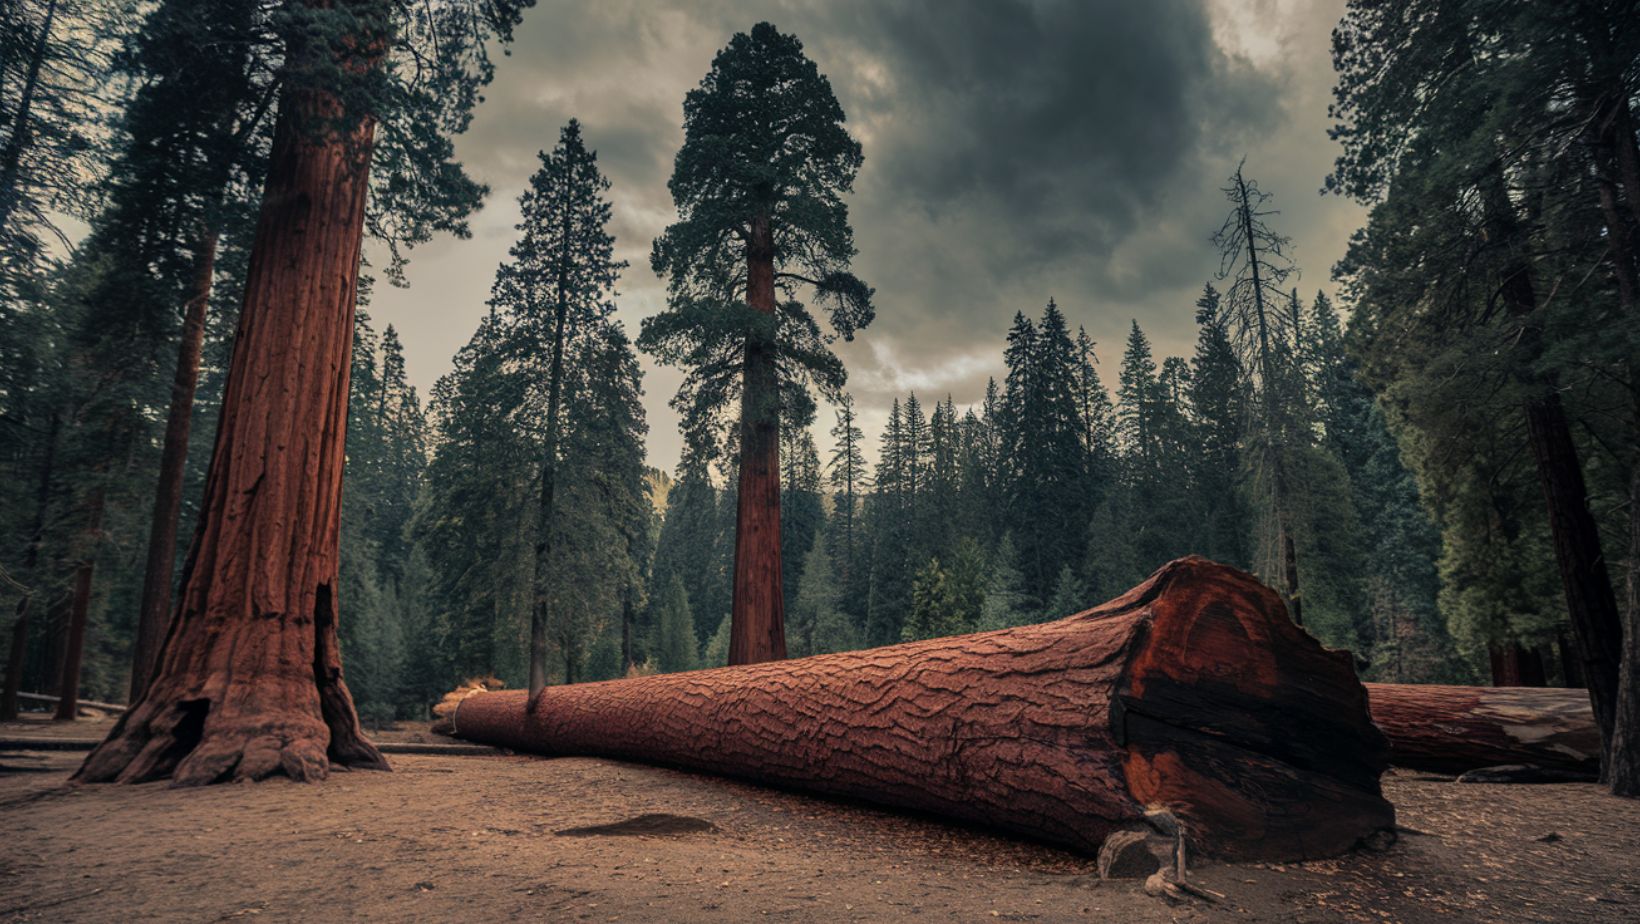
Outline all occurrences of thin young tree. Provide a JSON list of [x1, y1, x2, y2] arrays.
[[641, 22, 874, 665], [490, 120, 624, 697], [827, 393, 866, 577]]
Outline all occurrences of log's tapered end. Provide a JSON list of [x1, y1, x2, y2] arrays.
[[1113, 557, 1395, 860]]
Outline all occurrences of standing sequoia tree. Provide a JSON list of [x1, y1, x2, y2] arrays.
[[488, 121, 624, 697], [76, 0, 527, 785], [640, 22, 874, 665]]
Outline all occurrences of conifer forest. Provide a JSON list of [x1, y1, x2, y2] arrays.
[[1, 1, 1638, 921]]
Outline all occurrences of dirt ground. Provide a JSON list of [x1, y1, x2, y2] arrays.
[[2, 717, 1637, 923]]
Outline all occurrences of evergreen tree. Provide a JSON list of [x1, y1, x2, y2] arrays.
[[903, 556, 959, 642], [702, 612, 732, 669], [1001, 301, 1087, 606], [826, 393, 866, 577], [1046, 564, 1091, 618], [780, 424, 824, 617], [651, 575, 697, 674], [1188, 284, 1249, 567], [979, 534, 1030, 630], [1330, 0, 1632, 775], [641, 22, 875, 666], [1117, 320, 1159, 463], [1073, 326, 1116, 506], [489, 120, 625, 695], [650, 442, 729, 654], [789, 535, 853, 656], [419, 314, 534, 686]]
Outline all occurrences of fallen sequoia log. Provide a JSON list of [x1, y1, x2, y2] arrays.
[[449, 557, 1395, 861], [1365, 683, 1601, 775]]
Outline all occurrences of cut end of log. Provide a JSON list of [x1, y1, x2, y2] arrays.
[[449, 557, 1393, 862], [1114, 558, 1395, 860]]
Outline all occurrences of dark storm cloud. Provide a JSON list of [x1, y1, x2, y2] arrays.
[[370, 0, 1364, 471], [844, 0, 1276, 262]]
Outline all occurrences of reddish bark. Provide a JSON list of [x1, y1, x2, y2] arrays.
[[728, 210, 786, 665], [1365, 683, 1601, 775], [74, 25, 386, 783], [130, 229, 220, 703], [1488, 642, 1548, 688], [451, 558, 1393, 861]]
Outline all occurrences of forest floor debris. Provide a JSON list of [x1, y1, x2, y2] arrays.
[[1, 719, 1637, 923]]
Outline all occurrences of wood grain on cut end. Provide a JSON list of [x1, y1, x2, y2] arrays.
[[454, 557, 1393, 861]]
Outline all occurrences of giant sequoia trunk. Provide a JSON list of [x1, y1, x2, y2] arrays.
[[449, 558, 1393, 860], [75, 26, 387, 784], [728, 211, 786, 665], [1365, 683, 1601, 775], [129, 229, 220, 703]]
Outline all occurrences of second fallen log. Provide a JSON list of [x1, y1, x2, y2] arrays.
[[1366, 683, 1601, 775], [450, 558, 1394, 861]]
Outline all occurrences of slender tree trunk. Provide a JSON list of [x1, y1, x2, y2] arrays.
[[75, 8, 388, 783], [729, 211, 786, 665], [0, 0, 55, 236], [1601, 95, 1640, 796], [1520, 393, 1622, 755], [1, 595, 29, 720], [1609, 95, 1640, 236], [1236, 173, 1302, 626], [55, 422, 121, 722], [620, 588, 634, 673], [53, 509, 100, 722], [1613, 444, 1640, 795], [130, 229, 220, 703], [1, 412, 56, 720], [529, 266, 571, 700]]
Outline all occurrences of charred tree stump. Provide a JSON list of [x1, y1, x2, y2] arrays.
[[1365, 683, 1601, 775], [450, 558, 1394, 861]]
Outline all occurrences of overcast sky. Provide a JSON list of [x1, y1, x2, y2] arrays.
[[366, 0, 1366, 473]]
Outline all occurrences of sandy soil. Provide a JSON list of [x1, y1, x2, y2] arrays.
[[2, 718, 1637, 923]]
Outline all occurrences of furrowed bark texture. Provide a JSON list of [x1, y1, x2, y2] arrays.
[[73, 45, 386, 784], [1365, 683, 1601, 775], [728, 210, 786, 665], [453, 557, 1393, 860]]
